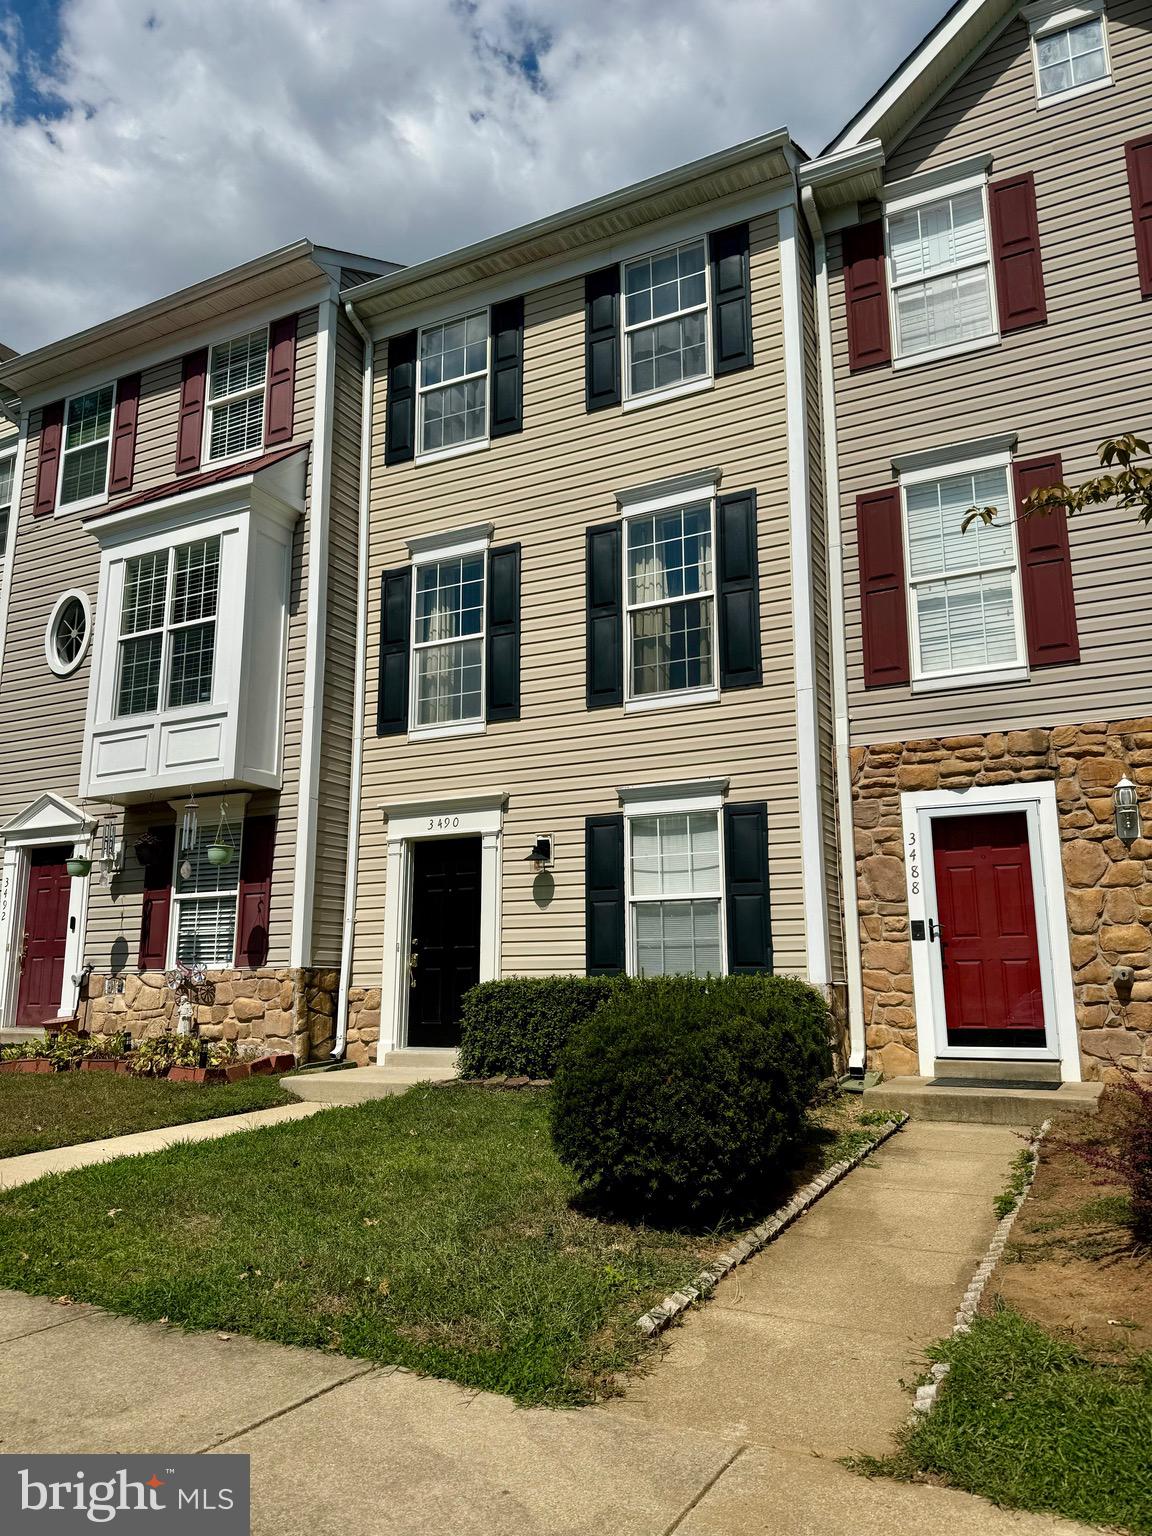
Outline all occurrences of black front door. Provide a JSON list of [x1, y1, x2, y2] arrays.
[[408, 836, 482, 1047]]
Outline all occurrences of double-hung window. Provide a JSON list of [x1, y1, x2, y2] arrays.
[[171, 810, 244, 967], [628, 810, 724, 977], [417, 311, 489, 457], [1028, 3, 1111, 102], [623, 240, 709, 400], [59, 384, 116, 509], [0, 448, 14, 559], [625, 496, 716, 703], [116, 536, 221, 717], [411, 549, 485, 729], [886, 182, 996, 361], [206, 328, 267, 462], [902, 459, 1024, 684]]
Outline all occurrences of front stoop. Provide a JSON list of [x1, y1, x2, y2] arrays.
[[285, 1050, 459, 1104], [863, 1076, 1103, 1124]]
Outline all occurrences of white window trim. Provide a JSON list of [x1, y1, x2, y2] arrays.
[[1026, 1, 1113, 108], [203, 323, 269, 469], [44, 589, 93, 678], [164, 794, 249, 971], [884, 172, 1001, 369], [621, 236, 713, 407], [414, 306, 491, 467], [407, 528, 490, 740], [114, 534, 222, 720], [622, 790, 728, 980], [56, 380, 118, 516], [0, 444, 15, 556], [898, 447, 1029, 692], [621, 480, 719, 710]]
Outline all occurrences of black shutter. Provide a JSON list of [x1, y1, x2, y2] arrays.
[[486, 543, 521, 721], [376, 566, 412, 735], [585, 814, 626, 976], [585, 265, 621, 411], [586, 521, 623, 709], [724, 802, 772, 973], [385, 330, 417, 466], [717, 489, 761, 690], [489, 297, 524, 438], [709, 223, 753, 375]]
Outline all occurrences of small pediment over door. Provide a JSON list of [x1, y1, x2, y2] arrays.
[[1, 793, 93, 843]]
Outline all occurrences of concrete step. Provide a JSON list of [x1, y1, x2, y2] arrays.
[[284, 1054, 459, 1105], [863, 1075, 1103, 1125], [382, 1049, 459, 1075], [932, 1057, 1063, 1085]]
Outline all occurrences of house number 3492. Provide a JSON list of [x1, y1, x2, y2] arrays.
[[427, 816, 461, 831]]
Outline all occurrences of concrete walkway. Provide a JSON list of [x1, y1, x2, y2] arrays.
[[0, 1120, 1084, 1534], [0, 1101, 331, 1189]]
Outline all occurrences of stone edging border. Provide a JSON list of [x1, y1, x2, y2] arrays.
[[635, 1112, 910, 1338], [911, 1117, 1051, 1418]]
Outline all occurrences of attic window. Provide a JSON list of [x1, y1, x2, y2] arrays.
[[1026, 3, 1112, 103]]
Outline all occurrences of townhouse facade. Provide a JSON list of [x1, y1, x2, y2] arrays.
[[336, 135, 848, 1064], [0, 242, 396, 1054], [801, 0, 1152, 1084]]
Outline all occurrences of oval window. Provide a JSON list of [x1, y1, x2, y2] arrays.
[[45, 591, 92, 677]]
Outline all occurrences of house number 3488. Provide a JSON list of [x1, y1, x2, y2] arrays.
[[427, 816, 461, 831], [907, 830, 920, 897]]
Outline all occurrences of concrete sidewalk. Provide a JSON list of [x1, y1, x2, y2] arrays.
[[0, 1120, 1082, 1534], [0, 1101, 331, 1189]]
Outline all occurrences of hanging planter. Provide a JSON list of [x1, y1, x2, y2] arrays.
[[205, 798, 237, 868], [205, 842, 234, 867], [66, 856, 93, 879]]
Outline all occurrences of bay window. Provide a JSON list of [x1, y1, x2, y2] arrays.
[[412, 551, 485, 728], [623, 239, 709, 399], [886, 183, 996, 360], [206, 328, 267, 461], [628, 810, 724, 977], [59, 383, 116, 508], [902, 460, 1024, 682], [116, 536, 221, 717], [417, 311, 489, 457]]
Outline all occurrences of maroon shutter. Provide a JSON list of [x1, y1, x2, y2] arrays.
[[34, 400, 65, 517], [109, 373, 141, 494], [989, 174, 1047, 333], [857, 487, 910, 687], [138, 825, 177, 971], [842, 221, 892, 372], [1013, 454, 1079, 669], [1125, 135, 1152, 297], [263, 314, 298, 446], [176, 348, 208, 473], [235, 816, 275, 968]]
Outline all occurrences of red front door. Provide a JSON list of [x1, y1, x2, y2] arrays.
[[932, 812, 1046, 1050], [15, 848, 72, 1027]]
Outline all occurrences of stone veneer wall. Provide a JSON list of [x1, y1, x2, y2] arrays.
[[81, 967, 339, 1062], [852, 720, 1152, 1082], [345, 985, 382, 1066]]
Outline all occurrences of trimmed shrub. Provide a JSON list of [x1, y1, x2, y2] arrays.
[[550, 974, 833, 1224], [458, 976, 622, 1080]]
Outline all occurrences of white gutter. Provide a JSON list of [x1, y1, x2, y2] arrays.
[[801, 184, 867, 1073], [289, 289, 339, 975], [777, 200, 831, 991], [333, 298, 375, 1060]]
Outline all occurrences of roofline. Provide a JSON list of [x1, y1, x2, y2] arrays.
[[822, 0, 1000, 154], [344, 128, 797, 310]]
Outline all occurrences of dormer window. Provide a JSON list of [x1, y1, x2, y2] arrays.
[[206, 328, 267, 461], [1026, 3, 1111, 104], [59, 384, 115, 509]]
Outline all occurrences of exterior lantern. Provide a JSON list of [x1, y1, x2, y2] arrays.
[[525, 835, 553, 872], [1114, 777, 1141, 846]]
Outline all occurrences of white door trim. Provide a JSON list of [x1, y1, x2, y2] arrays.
[[377, 796, 505, 1060], [900, 781, 1080, 1082]]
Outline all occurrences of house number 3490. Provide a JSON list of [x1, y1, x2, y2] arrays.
[[427, 816, 461, 831]]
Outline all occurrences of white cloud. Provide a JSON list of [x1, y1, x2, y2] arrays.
[[0, 0, 942, 351]]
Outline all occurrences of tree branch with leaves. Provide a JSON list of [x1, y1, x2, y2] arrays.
[[963, 433, 1152, 532]]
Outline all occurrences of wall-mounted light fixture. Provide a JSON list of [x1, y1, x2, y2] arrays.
[[525, 835, 554, 872], [1115, 777, 1141, 846]]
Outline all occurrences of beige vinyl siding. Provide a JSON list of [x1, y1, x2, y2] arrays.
[[352, 211, 813, 991], [832, 1, 1152, 746], [1, 306, 319, 975], [309, 308, 365, 965]]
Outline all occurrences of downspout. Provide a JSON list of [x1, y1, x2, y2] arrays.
[[333, 299, 374, 1061], [802, 184, 867, 1074]]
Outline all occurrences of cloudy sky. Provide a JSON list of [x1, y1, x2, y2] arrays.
[[0, 0, 943, 352]]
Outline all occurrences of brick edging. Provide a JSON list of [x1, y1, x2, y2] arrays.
[[911, 1118, 1051, 1418], [634, 1113, 909, 1338]]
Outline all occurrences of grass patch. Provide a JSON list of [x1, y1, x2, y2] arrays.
[[992, 1145, 1037, 1219], [0, 1071, 295, 1158], [849, 1308, 1152, 1533], [0, 1085, 722, 1405]]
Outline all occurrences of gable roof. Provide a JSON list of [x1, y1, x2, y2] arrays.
[[823, 0, 1018, 155]]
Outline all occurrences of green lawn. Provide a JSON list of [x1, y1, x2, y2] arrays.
[[0, 1070, 296, 1158], [0, 1085, 889, 1405], [851, 1308, 1152, 1534]]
